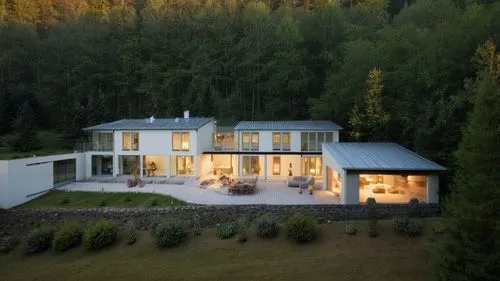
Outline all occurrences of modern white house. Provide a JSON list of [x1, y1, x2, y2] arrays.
[[200, 120, 342, 180], [84, 111, 214, 178], [0, 111, 446, 208]]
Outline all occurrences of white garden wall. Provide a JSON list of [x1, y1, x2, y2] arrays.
[[0, 153, 86, 209]]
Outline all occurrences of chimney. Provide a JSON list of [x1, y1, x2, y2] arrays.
[[183, 110, 190, 119]]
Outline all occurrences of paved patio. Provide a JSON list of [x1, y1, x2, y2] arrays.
[[58, 180, 340, 205]]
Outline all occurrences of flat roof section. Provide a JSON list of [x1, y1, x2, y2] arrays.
[[323, 142, 446, 172]]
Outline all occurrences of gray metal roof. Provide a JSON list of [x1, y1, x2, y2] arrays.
[[323, 142, 446, 171], [83, 118, 213, 131], [234, 120, 343, 131]]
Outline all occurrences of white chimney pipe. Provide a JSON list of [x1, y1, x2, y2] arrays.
[[184, 110, 190, 119]]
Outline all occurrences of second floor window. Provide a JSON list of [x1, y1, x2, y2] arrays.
[[301, 132, 334, 151], [172, 132, 190, 151], [273, 132, 291, 151], [122, 132, 139, 151], [242, 132, 259, 151]]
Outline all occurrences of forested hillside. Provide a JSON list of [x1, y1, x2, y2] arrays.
[[0, 0, 499, 177]]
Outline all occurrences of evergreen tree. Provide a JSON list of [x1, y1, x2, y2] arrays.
[[11, 101, 40, 152], [435, 40, 500, 281], [349, 67, 390, 141]]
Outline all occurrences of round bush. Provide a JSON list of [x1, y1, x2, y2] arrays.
[[24, 227, 55, 254], [256, 217, 279, 239], [0, 236, 18, 254], [154, 221, 186, 248], [83, 220, 117, 251], [392, 216, 424, 237], [53, 223, 83, 252], [344, 223, 357, 236], [125, 222, 137, 245], [237, 228, 248, 243], [286, 213, 317, 243], [216, 222, 239, 240]]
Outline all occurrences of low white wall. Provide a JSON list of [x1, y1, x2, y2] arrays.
[[0, 153, 86, 209]]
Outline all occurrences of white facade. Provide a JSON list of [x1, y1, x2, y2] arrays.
[[87, 120, 215, 178], [0, 153, 86, 209]]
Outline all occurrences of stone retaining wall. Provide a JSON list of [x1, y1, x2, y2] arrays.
[[0, 201, 440, 236]]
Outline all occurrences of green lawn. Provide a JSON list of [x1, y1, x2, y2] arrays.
[[0, 219, 439, 281], [18, 191, 186, 208]]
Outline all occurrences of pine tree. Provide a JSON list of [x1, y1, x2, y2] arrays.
[[348, 67, 390, 141], [12, 101, 40, 152], [435, 40, 500, 281]]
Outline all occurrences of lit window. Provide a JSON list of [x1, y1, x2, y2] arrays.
[[181, 132, 189, 151], [122, 132, 131, 151], [282, 133, 290, 150], [122, 132, 139, 151], [273, 156, 280, 175], [172, 132, 181, 151], [272, 133, 281, 150], [251, 133, 259, 150], [242, 133, 251, 150]]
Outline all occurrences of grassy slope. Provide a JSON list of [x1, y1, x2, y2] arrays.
[[0, 220, 438, 281], [18, 191, 186, 208]]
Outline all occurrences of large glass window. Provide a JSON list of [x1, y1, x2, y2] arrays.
[[91, 155, 113, 176], [282, 133, 290, 151], [301, 132, 335, 151], [122, 132, 138, 151], [242, 132, 259, 151], [175, 156, 194, 175], [273, 132, 290, 151], [251, 133, 259, 150], [53, 159, 76, 185], [181, 132, 190, 151], [301, 133, 308, 151], [359, 174, 427, 203], [172, 132, 189, 151], [273, 156, 281, 175], [242, 156, 260, 176], [242, 133, 251, 150], [272, 133, 281, 151], [308, 133, 317, 151], [302, 156, 322, 177], [122, 132, 131, 151], [119, 155, 139, 175]]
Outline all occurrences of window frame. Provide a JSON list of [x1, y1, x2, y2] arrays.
[[242, 132, 259, 151]]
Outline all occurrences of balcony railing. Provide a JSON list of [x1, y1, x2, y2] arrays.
[[85, 142, 114, 152]]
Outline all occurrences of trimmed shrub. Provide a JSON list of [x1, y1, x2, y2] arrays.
[[192, 214, 202, 236], [344, 223, 357, 236], [392, 216, 424, 237], [286, 213, 317, 243], [237, 228, 248, 243], [151, 199, 158, 207], [24, 227, 55, 254], [216, 222, 239, 240], [59, 198, 70, 205], [83, 220, 117, 251], [0, 236, 18, 254], [256, 216, 279, 239], [99, 200, 107, 207], [366, 202, 379, 238], [123, 196, 132, 203], [125, 222, 137, 245], [150, 216, 162, 237], [153, 221, 186, 248], [53, 223, 83, 252]]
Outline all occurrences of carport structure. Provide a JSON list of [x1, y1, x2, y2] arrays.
[[322, 142, 446, 204]]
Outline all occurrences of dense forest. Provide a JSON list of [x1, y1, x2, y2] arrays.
[[0, 0, 499, 177]]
